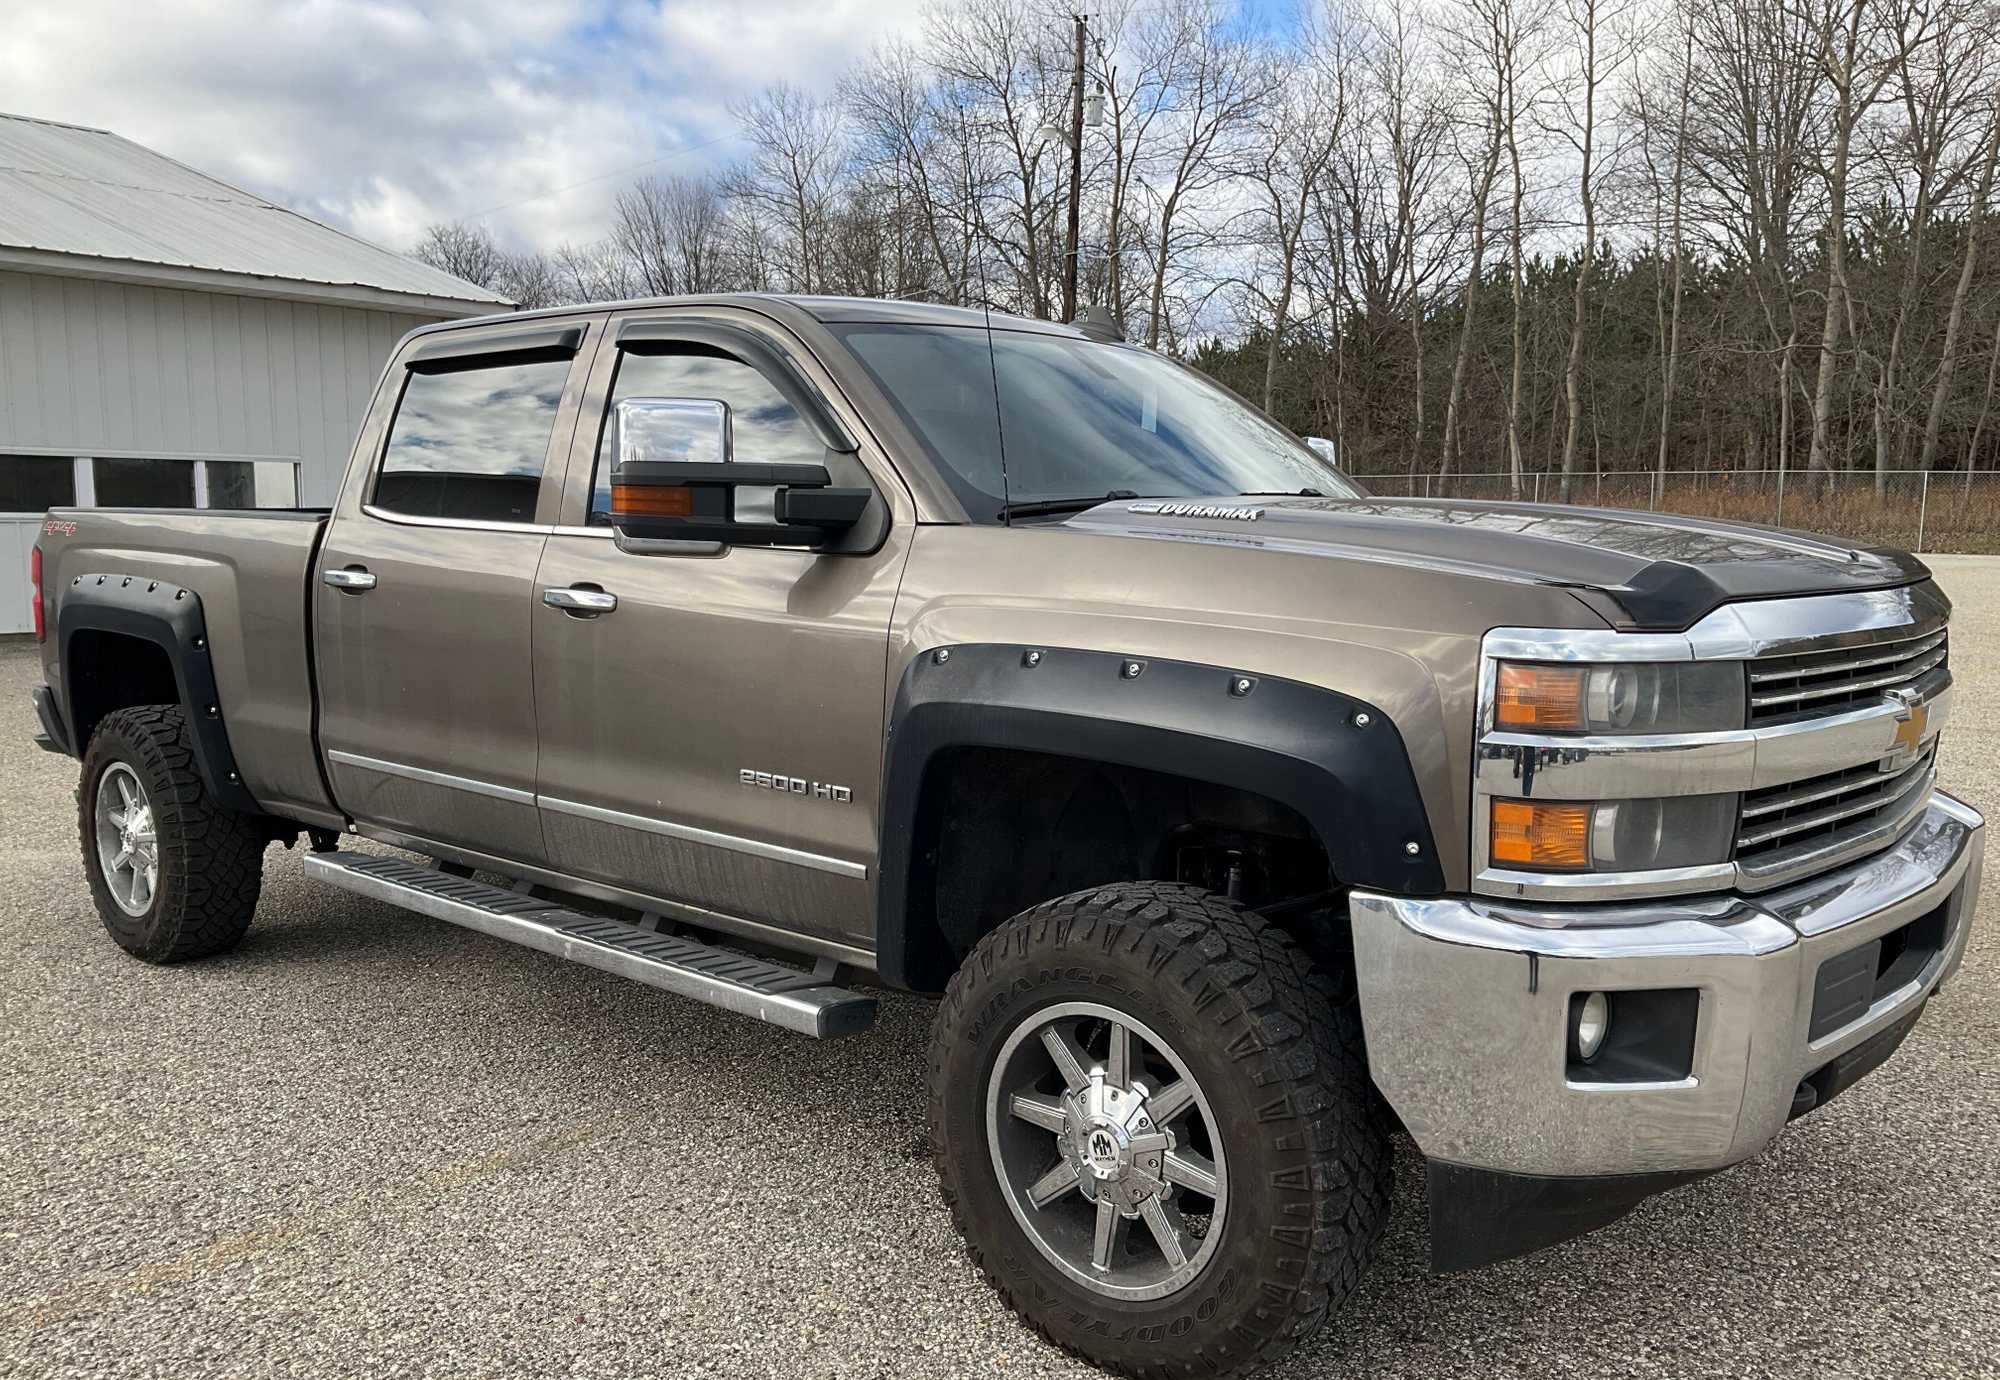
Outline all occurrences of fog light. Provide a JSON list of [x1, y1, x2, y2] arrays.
[[1574, 991, 1611, 1062]]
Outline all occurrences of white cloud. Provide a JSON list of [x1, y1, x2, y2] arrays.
[[0, 0, 926, 257]]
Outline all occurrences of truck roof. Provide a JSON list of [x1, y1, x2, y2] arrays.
[[405, 293, 1097, 342]]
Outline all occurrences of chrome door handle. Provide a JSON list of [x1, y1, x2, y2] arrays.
[[543, 586, 617, 614], [323, 568, 376, 591]]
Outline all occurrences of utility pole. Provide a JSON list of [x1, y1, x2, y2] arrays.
[[1062, 13, 1087, 322]]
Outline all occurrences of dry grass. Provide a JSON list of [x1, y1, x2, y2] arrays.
[[1622, 478, 2000, 555]]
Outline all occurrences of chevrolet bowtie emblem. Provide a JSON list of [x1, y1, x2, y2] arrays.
[[1886, 687, 1929, 764]]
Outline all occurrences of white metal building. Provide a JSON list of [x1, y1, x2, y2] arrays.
[[0, 112, 508, 632]]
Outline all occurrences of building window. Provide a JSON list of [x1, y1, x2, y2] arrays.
[[0, 455, 79, 513], [94, 457, 196, 508], [3, 455, 301, 511], [374, 357, 569, 524], [206, 459, 257, 508]]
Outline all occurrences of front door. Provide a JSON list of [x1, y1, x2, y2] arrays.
[[316, 319, 598, 863], [530, 310, 911, 951]]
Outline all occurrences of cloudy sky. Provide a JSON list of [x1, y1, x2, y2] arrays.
[[1, 0, 932, 256]]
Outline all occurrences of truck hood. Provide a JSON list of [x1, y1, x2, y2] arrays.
[[1063, 496, 1931, 631]]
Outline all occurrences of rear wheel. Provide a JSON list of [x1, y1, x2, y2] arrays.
[[928, 882, 1391, 1378], [78, 705, 267, 962]]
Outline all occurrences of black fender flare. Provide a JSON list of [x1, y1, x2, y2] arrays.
[[876, 644, 1444, 989], [55, 573, 260, 814]]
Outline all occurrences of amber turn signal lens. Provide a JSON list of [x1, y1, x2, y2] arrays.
[[1495, 663, 1587, 731], [1490, 799, 1591, 869], [610, 483, 694, 518]]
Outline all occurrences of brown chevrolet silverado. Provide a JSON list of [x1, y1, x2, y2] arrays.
[[28, 295, 1984, 1377]]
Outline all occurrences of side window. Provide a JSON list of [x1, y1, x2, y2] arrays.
[[590, 345, 827, 524], [374, 356, 571, 524]]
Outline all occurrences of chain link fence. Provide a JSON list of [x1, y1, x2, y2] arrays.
[[1346, 469, 2000, 554]]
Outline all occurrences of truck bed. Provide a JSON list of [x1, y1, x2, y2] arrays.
[[36, 506, 336, 824]]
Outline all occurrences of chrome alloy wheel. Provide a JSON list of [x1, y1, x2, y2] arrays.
[[985, 1001, 1227, 1300], [94, 762, 159, 917]]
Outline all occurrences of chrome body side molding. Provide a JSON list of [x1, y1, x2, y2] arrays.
[[326, 751, 867, 881]]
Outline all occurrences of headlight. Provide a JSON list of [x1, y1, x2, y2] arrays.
[[1494, 662, 1744, 735], [1490, 794, 1737, 872]]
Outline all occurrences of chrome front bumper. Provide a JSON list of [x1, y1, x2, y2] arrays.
[[1351, 792, 1984, 1178]]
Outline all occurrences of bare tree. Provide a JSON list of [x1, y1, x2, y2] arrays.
[[412, 221, 561, 307], [613, 173, 728, 295], [1131, 0, 1266, 347], [1237, 21, 1348, 411], [1682, 0, 1823, 476], [728, 83, 851, 293], [926, 0, 1068, 315], [1633, 16, 1695, 483], [411, 221, 511, 289], [1553, 0, 1636, 496], [1922, 87, 2000, 471], [1803, 0, 1900, 480], [1087, 0, 1186, 327], [845, 39, 978, 303], [552, 239, 640, 303], [1369, 0, 1453, 472], [1440, 0, 1518, 478], [407, 0, 2000, 501], [1861, 0, 1989, 484], [1502, 0, 1548, 497]]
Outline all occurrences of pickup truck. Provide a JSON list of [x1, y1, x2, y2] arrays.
[[28, 295, 1984, 1378]]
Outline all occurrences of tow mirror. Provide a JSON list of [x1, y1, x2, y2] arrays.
[[608, 397, 869, 547]]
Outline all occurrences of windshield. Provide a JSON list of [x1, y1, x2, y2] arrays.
[[831, 324, 1360, 521]]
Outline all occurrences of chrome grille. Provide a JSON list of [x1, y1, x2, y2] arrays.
[[1735, 745, 1936, 864], [1747, 626, 1948, 724]]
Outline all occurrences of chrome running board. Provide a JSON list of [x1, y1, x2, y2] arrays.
[[303, 851, 875, 1038]]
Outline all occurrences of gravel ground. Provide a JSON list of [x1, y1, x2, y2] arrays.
[[3, 559, 1998, 1380]]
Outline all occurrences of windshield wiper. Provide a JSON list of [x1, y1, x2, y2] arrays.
[[996, 489, 1141, 521], [1235, 488, 1325, 497]]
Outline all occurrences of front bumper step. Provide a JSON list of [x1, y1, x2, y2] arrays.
[[303, 851, 876, 1038]]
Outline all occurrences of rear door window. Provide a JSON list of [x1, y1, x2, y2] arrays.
[[374, 357, 571, 524]]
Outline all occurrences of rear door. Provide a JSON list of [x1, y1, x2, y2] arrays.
[[529, 307, 913, 951], [315, 318, 600, 864]]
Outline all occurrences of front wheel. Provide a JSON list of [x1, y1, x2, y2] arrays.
[[928, 883, 1391, 1378]]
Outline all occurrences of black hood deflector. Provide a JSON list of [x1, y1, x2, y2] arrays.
[[1067, 497, 1930, 632]]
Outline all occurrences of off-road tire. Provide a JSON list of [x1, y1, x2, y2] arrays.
[[928, 882, 1391, 1378], [78, 704, 266, 962]]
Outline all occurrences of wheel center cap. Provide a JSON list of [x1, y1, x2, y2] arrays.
[[1083, 1124, 1125, 1178]]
